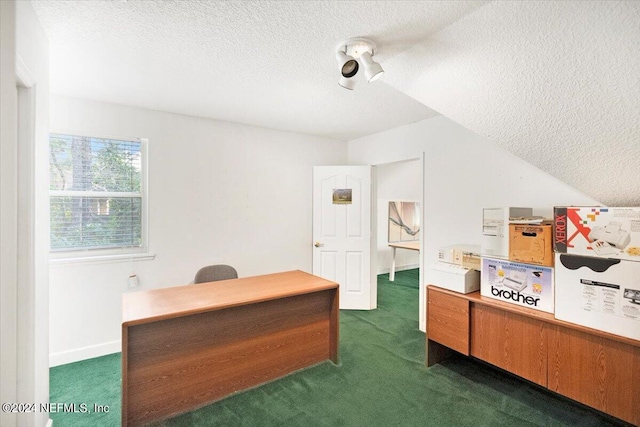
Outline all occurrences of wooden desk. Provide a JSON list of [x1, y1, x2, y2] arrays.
[[426, 285, 640, 426], [388, 241, 420, 281], [122, 270, 339, 426]]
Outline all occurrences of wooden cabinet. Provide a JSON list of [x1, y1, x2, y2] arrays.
[[470, 304, 547, 386], [548, 325, 640, 426], [427, 289, 469, 355], [426, 285, 640, 426]]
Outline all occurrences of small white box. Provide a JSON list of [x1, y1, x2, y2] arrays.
[[427, 262, 480, 294], [482, 207, 533, 259], [554, 253, 640, 341], [481, 257, 554, 313], [553, 207, 640, 263]]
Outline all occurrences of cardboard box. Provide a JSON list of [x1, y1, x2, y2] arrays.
[[482, 207, 533, 259], [427, 262, 480, 294], [509, 223, 553, 267], [481, 257, 554, 313], [554, 206, 640, 263], [554, 253, 640, 341]]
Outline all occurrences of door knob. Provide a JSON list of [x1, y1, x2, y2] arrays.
[[314, 242, 324, 247]]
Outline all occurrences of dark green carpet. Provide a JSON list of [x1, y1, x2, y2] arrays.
[[50, 269, 628, 426]]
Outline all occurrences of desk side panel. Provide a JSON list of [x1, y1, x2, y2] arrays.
[[329, 288, 339, 363], [125, 290, 334, 426], [121, 325, 128, 426]]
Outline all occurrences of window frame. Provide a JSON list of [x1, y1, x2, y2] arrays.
[[48, 130, 151, 263]]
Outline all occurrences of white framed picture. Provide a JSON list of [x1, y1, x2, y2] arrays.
[[388, 201, 420, 242]]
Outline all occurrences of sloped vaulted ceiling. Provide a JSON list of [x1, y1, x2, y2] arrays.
[[384, 1, 640, 206], [31, 1, 639, 206]]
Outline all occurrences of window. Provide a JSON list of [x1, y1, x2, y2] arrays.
[[49, 133, 148, 259]]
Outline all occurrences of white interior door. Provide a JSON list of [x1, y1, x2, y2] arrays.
[[313, 166, 375, 310]]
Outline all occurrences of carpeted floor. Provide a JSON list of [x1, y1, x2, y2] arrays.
[[50, 269, 628, 426]]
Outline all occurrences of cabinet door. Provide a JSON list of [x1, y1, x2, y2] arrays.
[[427, 287, 469, 355], [548, 325, 640, 426], [470, 304, 547, 386]]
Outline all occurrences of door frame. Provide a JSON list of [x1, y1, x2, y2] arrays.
[[370, 155, 425, 327]]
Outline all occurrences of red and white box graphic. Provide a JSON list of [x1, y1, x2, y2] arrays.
[[553, 206, 640, 263]]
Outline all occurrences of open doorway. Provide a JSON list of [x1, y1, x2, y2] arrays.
[[373, 158, 423, 320]]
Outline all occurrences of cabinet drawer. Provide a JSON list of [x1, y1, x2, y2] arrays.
[[427, 288, 470, 355]]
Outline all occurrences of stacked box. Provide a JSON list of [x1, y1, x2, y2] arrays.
[[552, 206, 640, 340], [553, 206, 640, 262], [481, 257, 554, 313], [554, 253, 640, 340], [438, 244, 481, 270], [509, 223, 554, 267], [461, 252, 481, 270], [482, 207, 533, 259]]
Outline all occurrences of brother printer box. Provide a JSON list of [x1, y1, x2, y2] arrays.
[[554, 253, 640, 341], [553, 206, 640, 263], [481, 257, 554, 313]]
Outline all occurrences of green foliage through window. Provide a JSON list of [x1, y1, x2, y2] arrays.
[[49, 134, 144, 252]]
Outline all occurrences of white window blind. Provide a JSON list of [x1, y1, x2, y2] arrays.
[[49, 133, 146, 253]]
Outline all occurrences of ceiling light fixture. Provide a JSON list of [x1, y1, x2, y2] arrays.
[[335, 49, 359, 90], [360, 51, 384, 83], [335, 37, 384, 90]]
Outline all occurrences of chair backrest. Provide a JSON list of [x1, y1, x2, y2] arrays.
[[193, 264, 238, 284]]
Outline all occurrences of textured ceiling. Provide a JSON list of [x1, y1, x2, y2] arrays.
[[383, 1, 640, 206], [31, 1, 639, 205], [30, 0, 487, 140]]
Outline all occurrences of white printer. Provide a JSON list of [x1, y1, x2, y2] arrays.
[[427, 263, 480, 294], [430, 244, 481, 294], [589, 221, 631, 254]]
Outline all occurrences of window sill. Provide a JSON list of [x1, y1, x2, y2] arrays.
[[49, 252, 156, 267]]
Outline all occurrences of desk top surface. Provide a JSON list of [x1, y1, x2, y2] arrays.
[[123, 270, 338, 326], [388, 241, 420, 251]]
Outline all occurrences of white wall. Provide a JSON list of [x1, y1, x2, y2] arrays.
[[0, 3, 19, 426], [1, 1, 50, 426], [375, 160, 421, 274], [349, 115, 601, 331], [49, 96, 347, 365]]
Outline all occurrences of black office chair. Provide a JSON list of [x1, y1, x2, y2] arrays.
[[193, 264, 238, 284]]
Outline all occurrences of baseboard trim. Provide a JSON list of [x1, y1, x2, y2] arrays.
[[378, 263, 420, 275], [49, 340, 120, 367]]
